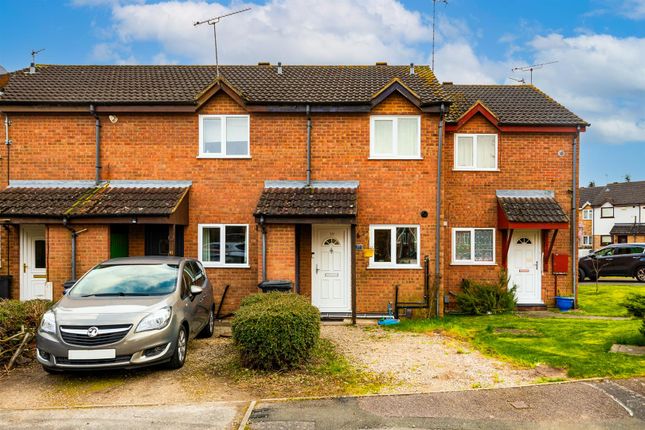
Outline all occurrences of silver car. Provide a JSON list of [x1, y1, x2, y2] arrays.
[[36, 256, 215, 372]]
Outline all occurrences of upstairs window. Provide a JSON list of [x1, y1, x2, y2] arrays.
[[199, 115, 250, 158], [582, 209, 593, 220], [600, 207, 614, 218], [370, 116, 421, 159], [454, 134, 498, 170]]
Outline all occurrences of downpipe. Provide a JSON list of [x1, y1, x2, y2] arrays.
[[435, 103, 445, 318], [4, 113, 11, 186], [90, 105, 101, 185], [571, 127, 579, 307], [260, 216, 267, 283], [306, 104, 312, 186]]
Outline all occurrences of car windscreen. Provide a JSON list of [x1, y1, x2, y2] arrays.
[[69, 264, 179, 297]]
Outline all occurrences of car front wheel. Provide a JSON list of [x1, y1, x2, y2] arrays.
[[636, 266, 645, 283], [167, 325, 187, 369]]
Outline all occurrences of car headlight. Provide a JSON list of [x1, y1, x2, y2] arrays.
[[39, 310, 56, 334], [136, 307, 172, 333]]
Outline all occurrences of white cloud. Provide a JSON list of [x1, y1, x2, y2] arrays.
[[620, 0, 645, 19], [104, 0, 431, 65], [432, 42, 496, 84]]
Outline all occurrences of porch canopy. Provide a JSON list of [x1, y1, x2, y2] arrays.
[[0, 180, 190, 225], [496, 190, 569, 270], [253, 180, 358, 224]]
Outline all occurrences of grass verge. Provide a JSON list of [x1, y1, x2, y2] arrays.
[[576, 283, 645, 317], [391, 314, 645, 378]]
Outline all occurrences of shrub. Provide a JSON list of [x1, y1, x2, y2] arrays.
[[455, 271, 517, 315], [622, 293, 645, 337], [232, 292, 320, 370], [0, 299, 52, 367]]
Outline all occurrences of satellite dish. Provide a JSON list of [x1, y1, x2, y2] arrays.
[[0, 65, 9, 89]]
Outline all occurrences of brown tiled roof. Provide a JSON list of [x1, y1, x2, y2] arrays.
[[254, 187, 357, 217], [610, 223, 645, 236], [442, 84, 588, 126], [578, 186, 603, 207], [498, 196, 569, 223], [587, 180, 645, 207], [0, 64, 447, 106], [0, 185, 189, 218]]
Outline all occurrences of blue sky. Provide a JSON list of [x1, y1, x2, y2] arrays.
[[1, 0, 644, 187]]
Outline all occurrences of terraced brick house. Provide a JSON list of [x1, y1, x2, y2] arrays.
[[578, 181, 645, 256], [0, 63, 587, 316]]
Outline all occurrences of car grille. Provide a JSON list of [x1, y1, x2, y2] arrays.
[[55, 355, 132, 366], [59, 324, 132, 347]]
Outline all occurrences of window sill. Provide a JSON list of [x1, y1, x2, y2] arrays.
[[450, 262, 497, 266], [452, 168, 500, 172], [201, 264, 250, 269], [369, 156, 423, 160], [197, 155, 251, 159], [367, 265, 422, 270]]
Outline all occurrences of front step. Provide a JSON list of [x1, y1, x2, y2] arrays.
[[516, 304, 547, 311]]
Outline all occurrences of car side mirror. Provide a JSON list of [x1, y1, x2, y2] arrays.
[[190, 285, 203, 296]]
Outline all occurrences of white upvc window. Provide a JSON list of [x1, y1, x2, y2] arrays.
[[369, 225, 421, 268], [601, 235, 612, 246], [198, 114, 250, 158], [454, 133, 498, 170], [582, 209, 593, 220], [370, 116, 421, 159], [582, 235, 592, 247], [600, 206, 614, 218], [452, 228, 496, 265], [198, 224, 249, 268]]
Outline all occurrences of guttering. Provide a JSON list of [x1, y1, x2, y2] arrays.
[[572, 127, 579, 307], [435, 103, 445, 318], [306, 104, 312, 187], [89, 105, 101, 185]]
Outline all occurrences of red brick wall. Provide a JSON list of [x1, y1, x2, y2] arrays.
[[443, 113, 577, 306], [260, 224, 296, 284], [1, 90, 578, 314]]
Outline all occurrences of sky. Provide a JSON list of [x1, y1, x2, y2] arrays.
[[1, 0, 644, 187]]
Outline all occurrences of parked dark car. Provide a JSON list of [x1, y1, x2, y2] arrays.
[[578, 243, 645, 282], [36, 256, 215, 372]]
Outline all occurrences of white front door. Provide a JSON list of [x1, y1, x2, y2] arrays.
[[508, 230, 542, 304], [312, 225, 351, 313], [20, 225, 51, 301]]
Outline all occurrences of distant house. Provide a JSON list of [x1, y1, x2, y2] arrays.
[[578, 181, 645, 254]]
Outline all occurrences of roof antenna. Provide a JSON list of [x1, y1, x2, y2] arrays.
[[194, 8, 251, 79], [511, 61, 557, 85], [508, 76, 526, 84], [431, 0, 448, 71], [29, 48, 45, 74]]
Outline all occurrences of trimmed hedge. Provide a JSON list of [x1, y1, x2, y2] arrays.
[[0, 299, 52, 367], [455, 271, 517, 315], [232, 292, 320, 370]]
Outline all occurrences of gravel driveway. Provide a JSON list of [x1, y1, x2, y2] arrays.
[[322, 324, 548, 393]]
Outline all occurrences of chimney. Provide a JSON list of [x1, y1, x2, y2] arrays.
[[277, 62, 283, 75], [410, 63, 415, 75], [29, 62, 36, 74]]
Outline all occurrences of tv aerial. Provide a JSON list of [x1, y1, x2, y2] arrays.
[[194, 8, 251, 78], [511, 61, 557, 84], [508, 76, 526, 84]]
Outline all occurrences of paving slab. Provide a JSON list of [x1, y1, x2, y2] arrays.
[[0, 402, 244, 430]]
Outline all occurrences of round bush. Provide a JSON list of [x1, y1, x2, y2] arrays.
[[232, 292, 320, 370]]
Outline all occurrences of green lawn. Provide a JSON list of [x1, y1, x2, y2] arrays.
[[577, 283, 645, 317], [391, 315, 645, 378]]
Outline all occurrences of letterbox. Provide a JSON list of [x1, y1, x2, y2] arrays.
[[552, 253, 569, 274]]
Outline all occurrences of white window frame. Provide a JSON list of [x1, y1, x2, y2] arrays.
[[582, 209, 593, 220], [198, 224, 250, 268], [369, 115, 422, 159], [453, 133, 499, 171], [198, 114, 250, 159], [582, 235, 592, 247], [368, 224, 421, 269], [451, 228, 496, 265], [600, 206, 614, 218], [600, 235, 612, 246]]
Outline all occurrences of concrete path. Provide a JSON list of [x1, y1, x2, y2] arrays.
[[0, 401, 247, 430], [520, 310, 629, 320], [249, 379, 645, 429]]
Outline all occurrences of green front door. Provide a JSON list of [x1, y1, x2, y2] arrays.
[[110, 226, 129, 258]]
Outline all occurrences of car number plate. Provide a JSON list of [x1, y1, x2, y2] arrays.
[[68, 349, 116, 360]]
